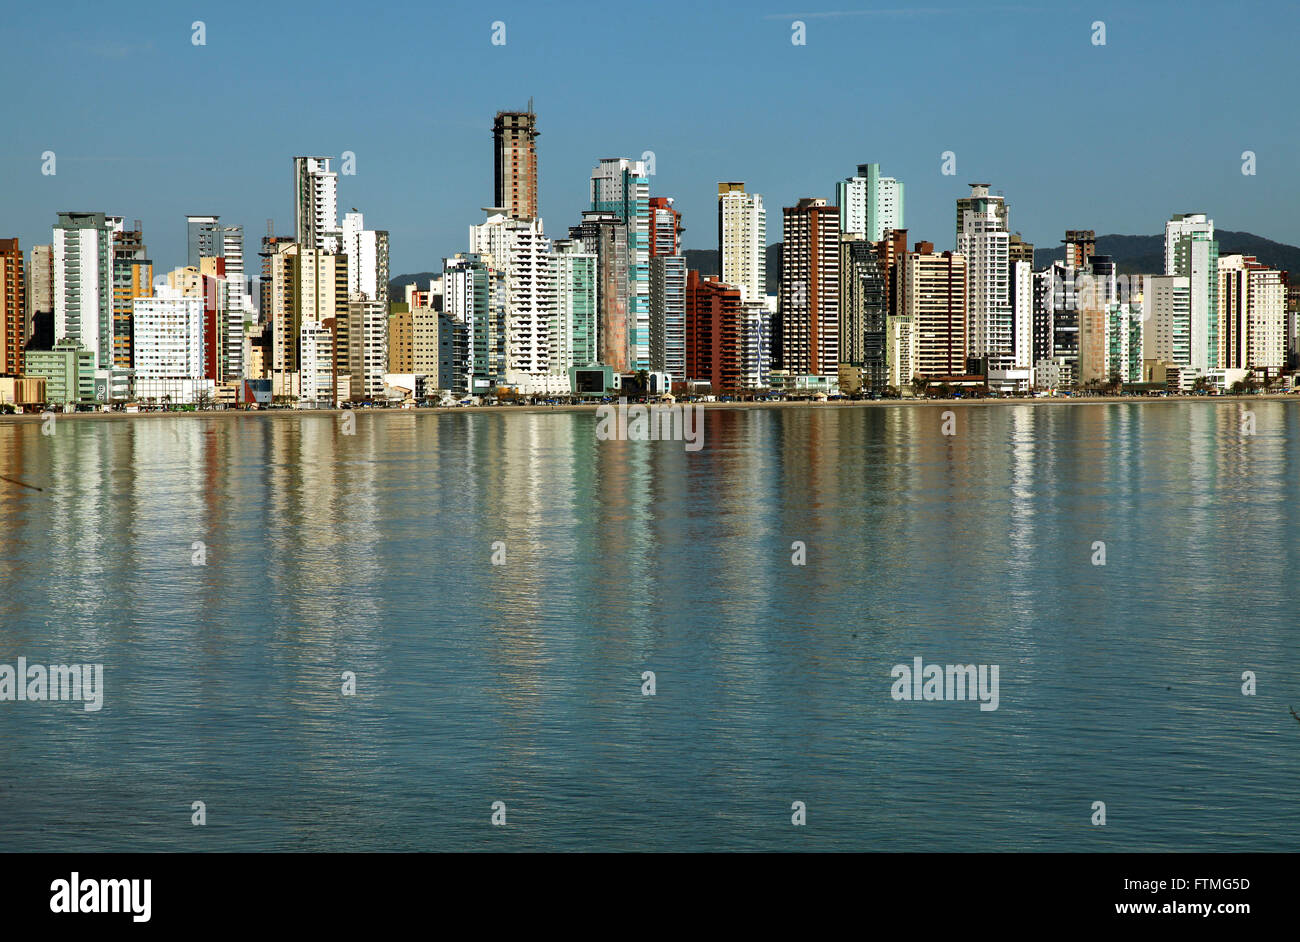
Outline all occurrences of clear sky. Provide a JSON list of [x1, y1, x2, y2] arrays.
[[2, 0, 1297, 278]]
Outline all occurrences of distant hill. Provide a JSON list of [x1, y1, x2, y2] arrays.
[[388, 271, 438, 301], [389, 232, 1299, 300], [682, 244, 783, 291], [1033, 230, 1300, 275]]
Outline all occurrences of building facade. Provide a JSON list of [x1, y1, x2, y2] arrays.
[[780, 198, 840, 376], [494, 109, 539, 221], [717, 182, 766, 302], [836, 163, 904, 243]]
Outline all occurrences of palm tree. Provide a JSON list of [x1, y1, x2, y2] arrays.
[[911, 376, 928, 398]]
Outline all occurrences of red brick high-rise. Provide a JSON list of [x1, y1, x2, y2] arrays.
[[686, 270, 745, 393]]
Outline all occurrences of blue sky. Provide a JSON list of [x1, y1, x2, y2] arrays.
[[2, 0, 1297, 277]]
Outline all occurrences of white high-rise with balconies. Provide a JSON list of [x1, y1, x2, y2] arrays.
[[132, 285, 211, 403], [342, 211, 388, 301], [294, 157, 341, 252], [470, 211, 560, 392], [53, 212, 114, 372], [718, 183, 766, 302], [957, 184, 1012, 371], [1164, 213, 1218, 376]]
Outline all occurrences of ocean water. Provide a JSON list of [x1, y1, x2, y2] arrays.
[[1, 401, 1297, 851]]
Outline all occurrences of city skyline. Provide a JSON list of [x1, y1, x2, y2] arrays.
[[2, 0, 1297, 277]]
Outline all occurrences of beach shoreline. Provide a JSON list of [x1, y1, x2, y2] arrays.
[[0, 393, 1293, 423]]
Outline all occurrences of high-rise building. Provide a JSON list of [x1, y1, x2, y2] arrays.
[[956, 184, 1008, 238], [1, 239, 25, 376], [886, 311, 916, 392], [294, 157, 340, 251], [298, 319, 335, 404], [874, 228, 909, 317], [717, 183, 766, 302], [957, 184, 1013, 371], [570, 210, 629, 372], [187, 215, 222, 268], [686, 270, 745, 393], [470, 211, 557, 390], [172, 260, 226, 384], [1081, 297, 1144, 386], [648, 197, 685, 383], [111, 222, 151, 370], [266, 240, 298, 376], [25, 244, 54, 351], [493, 108, 539, 221], [1011, 259, 1034, 383], [1164, 213, 1218, 376], [591, 158, 650, 370], [1063, 230, 1095, 269], [740, 300, 771, 391], [650, 254, 687, 384], [1008, 233, 1035, 267], [1033, 258, 1083, 386], [388, 303, 413, 374], [552, 239, 599, 378], [1073, 254, 1130, 388], [836, 163, 904, 243], [1218, 254, 1286, 376], [344, 296, 388, 400], [263, 241, 348, 400], [132, 285, 205, 402], [780, 198, 840, 376], [649, 197, 683, 257], [838, 234, 888, 389], [53, 212, 115, 373], [900, 243, 968, 378], [1142, 275, 1191, 370], [342, 211, 389, 301], [220, 225, 251, 380], [259, 233, 293, 328], [411, 302, 438, 380], [444, 253, 506, 395]]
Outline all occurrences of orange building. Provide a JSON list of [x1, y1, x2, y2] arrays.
[[0, 238, 25, 376]]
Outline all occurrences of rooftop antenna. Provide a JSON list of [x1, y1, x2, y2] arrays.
[[267, 218, 274, 238], [528, 95, 534, 115]]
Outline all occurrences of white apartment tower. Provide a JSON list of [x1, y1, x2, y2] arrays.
[[717, 182, 766, 302], [294, 157, 341, 252], [1164, 213, 1218, 376], [470, 211, 559, 390], [132, 286, 205, 381], [53, 212, 114, 371], [957, 184, 1012, 370], [342, 211, 389, 301]]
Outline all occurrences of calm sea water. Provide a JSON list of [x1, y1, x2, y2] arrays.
[[1, 402, 1297, 852]]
